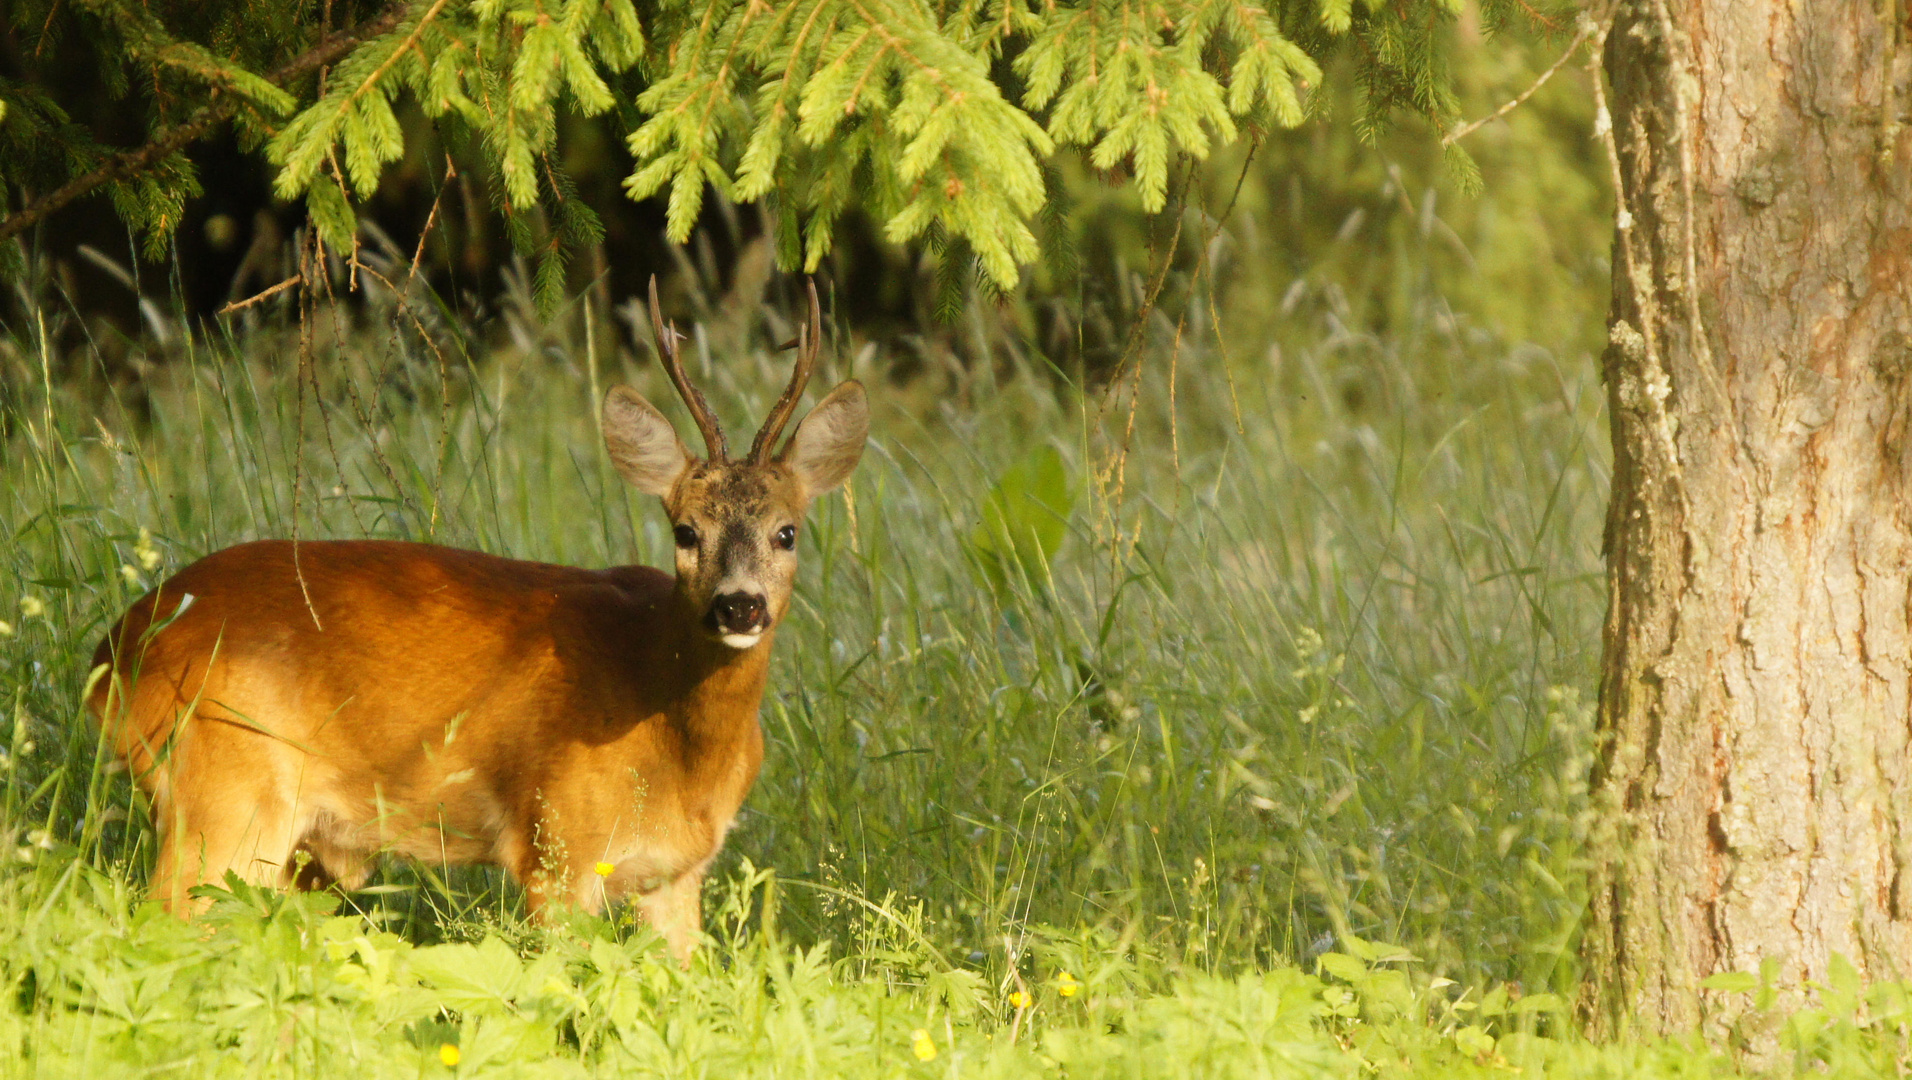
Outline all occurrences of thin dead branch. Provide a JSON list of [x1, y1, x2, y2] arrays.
[[1443, 19, 1596, 146], [216, 275, 302, 317]]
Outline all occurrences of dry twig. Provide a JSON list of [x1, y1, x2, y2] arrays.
[[215, 275, 303, 317], [1443, 19, 1596, 146]]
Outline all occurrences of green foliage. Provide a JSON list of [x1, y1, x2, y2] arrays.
[[1017, 0, 1318, 210], [0, 864, 1902, 1076], [0, 0, 324, 266], [267, 0, 640, 298], [2, 0, 1572, 294]]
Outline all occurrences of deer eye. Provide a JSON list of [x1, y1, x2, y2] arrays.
[[774, 525, 797, 550], [673, 524, 699, 550]]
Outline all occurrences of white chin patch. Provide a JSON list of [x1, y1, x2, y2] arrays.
[[719, 632, 763, 650]]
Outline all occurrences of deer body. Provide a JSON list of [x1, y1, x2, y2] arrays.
[[87, 281, 864, 961], [92, 541, 766, 933]]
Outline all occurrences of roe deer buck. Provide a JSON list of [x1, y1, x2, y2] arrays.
[[86, 279, 866, 961]]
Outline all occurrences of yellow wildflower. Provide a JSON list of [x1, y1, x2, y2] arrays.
[[0, 620, 13, 636], [19, 596, 45, 619], [1056, 971, 1080, 998], [438, 1043, 461, 1067], [1008, 990, 1031, 1009], [911, 1029, 936, 1062], [594, 861, 616, 877]]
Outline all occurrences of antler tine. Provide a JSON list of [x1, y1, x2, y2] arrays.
[[749, 279, 822, 464], [648, 275, 729, 462]]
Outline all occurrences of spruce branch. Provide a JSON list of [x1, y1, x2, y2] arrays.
[[1, 0, 1532, 294], [0, 3, 408, 246]]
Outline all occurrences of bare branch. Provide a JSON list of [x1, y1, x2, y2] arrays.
[[1442, 19, 1595, 147], [215, 274, 303, 316]]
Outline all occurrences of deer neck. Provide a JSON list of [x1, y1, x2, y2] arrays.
[[679, 637, 771, 723], [663, 590, 774, 743]]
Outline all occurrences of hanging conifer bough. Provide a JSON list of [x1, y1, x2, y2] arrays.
[[0, 0, 1529, 300]]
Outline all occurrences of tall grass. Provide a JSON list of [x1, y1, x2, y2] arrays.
[[24, 266, 1912, 1076], [1, 262, 1609, 997]]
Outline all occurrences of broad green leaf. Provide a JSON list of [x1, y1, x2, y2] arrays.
[[1701, 971, 1760, 993], [1317, 952, 1369, 984], [966, 443, 1073, 602]]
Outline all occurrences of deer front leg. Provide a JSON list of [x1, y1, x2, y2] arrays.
[[511, 818, 705, 965], [636, 867, 705, 966]]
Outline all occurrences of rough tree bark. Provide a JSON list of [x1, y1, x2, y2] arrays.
[[1584, 0, 1912, 1050]]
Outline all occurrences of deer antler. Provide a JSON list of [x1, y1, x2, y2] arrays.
[[648, 275, 729, 462], [750, 279, 822, 464]]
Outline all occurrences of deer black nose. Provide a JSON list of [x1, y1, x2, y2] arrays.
[[709, 591, 768, 634]]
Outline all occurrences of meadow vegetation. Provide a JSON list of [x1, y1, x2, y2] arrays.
[[0, 97, 1901, 1076], [0, 265, 1894, 1078]]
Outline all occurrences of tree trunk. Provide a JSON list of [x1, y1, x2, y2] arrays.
[[1584, 0, 1912, 1051]]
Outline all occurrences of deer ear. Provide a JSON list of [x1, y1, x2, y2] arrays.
[[781, 380, 868, 496], [603, 386, 691, 496]]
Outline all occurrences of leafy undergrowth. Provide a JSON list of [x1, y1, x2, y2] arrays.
[[4, 863, 1906, 1079]]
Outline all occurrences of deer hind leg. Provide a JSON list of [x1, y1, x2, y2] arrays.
[[152, 795, 306, 913], [148, 727, 311, 914]]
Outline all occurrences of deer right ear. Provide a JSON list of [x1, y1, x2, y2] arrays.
[[603, 386, 691, 496], [782, 380, 869, 496]]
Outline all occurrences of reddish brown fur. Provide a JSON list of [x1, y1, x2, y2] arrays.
[[87, 540, 769, 956]]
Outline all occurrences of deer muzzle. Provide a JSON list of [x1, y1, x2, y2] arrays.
[[708, 590, 770, 647]]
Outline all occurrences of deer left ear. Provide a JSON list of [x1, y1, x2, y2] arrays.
[[781, 380, 868, 496], [603, 386, 692, 496]]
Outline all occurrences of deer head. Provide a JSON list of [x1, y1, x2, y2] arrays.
[[601, 278, 868, 649]]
